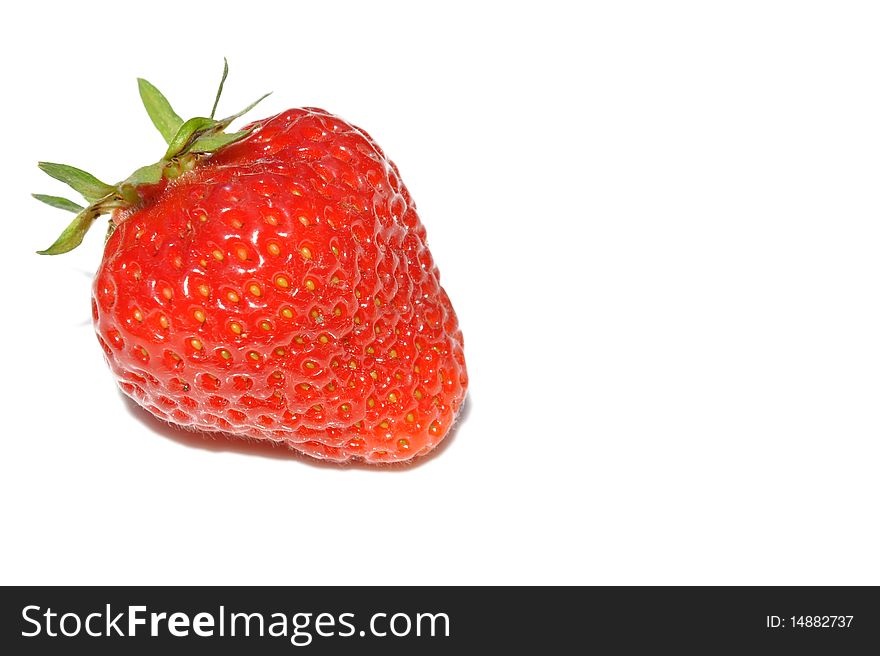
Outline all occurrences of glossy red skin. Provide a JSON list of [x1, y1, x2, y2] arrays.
[[92, 108, 467, 463]]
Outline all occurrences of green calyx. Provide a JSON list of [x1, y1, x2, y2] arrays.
[[34, 59, 270, 255]]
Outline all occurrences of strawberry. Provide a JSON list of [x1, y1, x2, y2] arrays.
[[35, 62, 467, 463]]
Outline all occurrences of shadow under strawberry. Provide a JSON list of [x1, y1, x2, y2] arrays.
[[119, 390, 470, 471]]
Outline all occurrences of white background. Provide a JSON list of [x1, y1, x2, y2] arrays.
[[1, 1, 878, 585]]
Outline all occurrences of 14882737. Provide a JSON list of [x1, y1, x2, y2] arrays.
[[766, 616, 854, 629]]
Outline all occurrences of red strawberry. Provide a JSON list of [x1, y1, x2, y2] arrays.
[[36, 63, 467, 463]]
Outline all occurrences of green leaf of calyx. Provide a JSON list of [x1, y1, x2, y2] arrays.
[[189, 129, 254, 153], [215, 93, 272, 130], [126, 162, 165, 186], [32, 194, 84, 213], [37, 209, 100, 255], [38, 162, 115, 202], [210, 58, 229, 119], [138, 78, 185, 145], [163, 117, 218, 159]]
